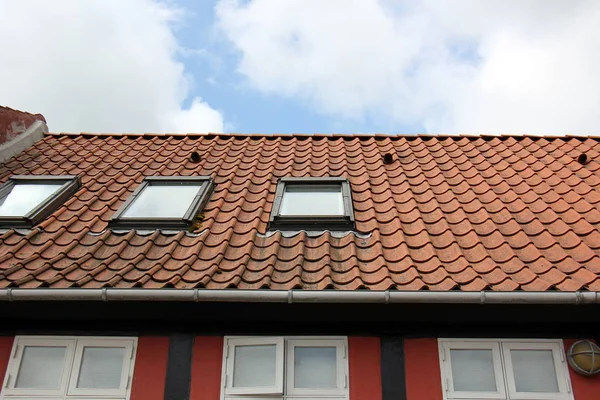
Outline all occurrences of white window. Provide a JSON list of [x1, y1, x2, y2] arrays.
[[222, 336, 348, 400], [1, 336, 137, 400], [438, 339, 573, 400]]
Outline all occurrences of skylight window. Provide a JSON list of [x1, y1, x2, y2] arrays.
[[279, 185, 344, 216], [0, 176, 80, 228], [121, 184, 203, 219], [110, 176, 214, 230], [269, 177, 354, 231]]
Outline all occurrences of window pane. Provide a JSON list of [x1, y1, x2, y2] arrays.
[[122, 183, 202, 218], [233, 344, 276, 387], [450, 349, 497, 392], [15, 346, 66, 389], [511, 349, 559, 393], [77, 347, 125, 389], [0, 184, 63, 216], [280, 185, 344, 216], [294, 346, 337, 388]]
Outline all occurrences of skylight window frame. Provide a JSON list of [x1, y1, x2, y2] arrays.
[[269, 177, 355, 231], [109, 176, 214, 230], [0, 175, 80, 229]]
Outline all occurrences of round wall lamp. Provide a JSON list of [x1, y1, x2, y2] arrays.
[[567, 340, 600, 376]]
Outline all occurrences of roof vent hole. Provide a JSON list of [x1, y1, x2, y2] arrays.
[[578, 153, 589, 165], [383, 152, 395, 165], [190, 151, 201, 163]]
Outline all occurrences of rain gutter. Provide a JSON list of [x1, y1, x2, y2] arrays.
[[0, 289, 598, 304]]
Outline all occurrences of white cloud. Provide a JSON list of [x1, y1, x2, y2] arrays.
[[0, 0, 224, 133], [216, 0, 600, 134]]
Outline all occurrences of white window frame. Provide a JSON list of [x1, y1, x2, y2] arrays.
[[224, 337, 285, 396], [2, 338, 76, 397], [502, 342, 571, 400], [1, 336, 137, 400], [285, 339, 347, 397], [221, 336, 348, 400], [67, 338, 136, 398], [439, 340, 506, 399], [438, 339, 574, 400]]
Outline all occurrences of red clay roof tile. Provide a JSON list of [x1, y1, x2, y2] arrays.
[[1, 134, 600, 291]]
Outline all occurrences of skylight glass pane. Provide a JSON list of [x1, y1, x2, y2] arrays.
[[16, 346, 66, 389], [450, 349, 497, 392], [0, 183, 63, 216], [122, 183, 202, 218], [77, 347, 125, 389], [280, 185, 344, 216], [294, 346, 337, 388], [233, 344, 276, 388], [511, 349, 559, 393]]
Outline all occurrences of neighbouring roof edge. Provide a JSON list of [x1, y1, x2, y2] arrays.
[[0, 120, 47, 163]]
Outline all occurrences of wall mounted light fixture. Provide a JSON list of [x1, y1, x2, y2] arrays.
[[567, 340, 600, 376]]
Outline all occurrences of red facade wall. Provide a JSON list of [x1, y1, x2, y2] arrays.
[[349, 336, 382, 400], [130, 336, 169, 400], [404, 338, 443, 400], [190, 336, 224, 400], [563, 339, 599, 400], [0, 336, 14, 387]]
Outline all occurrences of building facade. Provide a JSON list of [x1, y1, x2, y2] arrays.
[[0, 121, 599, 399]]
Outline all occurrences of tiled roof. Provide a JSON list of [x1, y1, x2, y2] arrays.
[[1, 132, 600, 291]]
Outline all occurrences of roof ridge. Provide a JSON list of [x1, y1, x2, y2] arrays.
[[44, 132, 600, 140]]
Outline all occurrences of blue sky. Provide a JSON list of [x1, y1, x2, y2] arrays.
[[1, 1, 599, 134], [174, 0, 408, 134]]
